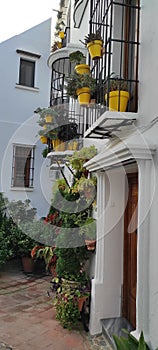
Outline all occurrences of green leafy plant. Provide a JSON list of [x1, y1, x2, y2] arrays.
[[65, 71, 96, 99], [54, 275, 90, 329], [31, 246, 57, 271], [69, 50, 86, 65], [104, 72, 128, 94], [113, 330, 152, 350], [42, 147, 49, 158], [81, 30, 103, 45], [67, 145, 97, 172], [79, 217, 96, 240]]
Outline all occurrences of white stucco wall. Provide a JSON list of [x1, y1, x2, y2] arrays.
[[0, 19, 53, 217]]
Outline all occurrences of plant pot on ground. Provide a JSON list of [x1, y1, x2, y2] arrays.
[[104, 73, 130, 112], [31, 245, 57, 274]]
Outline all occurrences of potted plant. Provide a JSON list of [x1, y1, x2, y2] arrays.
[[69, 50, 90, 75], [67, 145, 97, 174], [31, 245, 57, 275], [54, 279, 90, 329], [41, 147, 49, 158], [82, 30, 103, 60], [18, 234, 37, 273], [65, 71, 96, 105], [104, 73, 130, 112], [113, 330, 150, 350], [79, 217, 96, 251]]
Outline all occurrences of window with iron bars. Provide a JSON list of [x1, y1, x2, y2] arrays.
[[89, 0, 140, 112], [11, 145, 35, 188]]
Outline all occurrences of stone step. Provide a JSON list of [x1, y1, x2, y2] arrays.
[[101, 317, 134, 349]]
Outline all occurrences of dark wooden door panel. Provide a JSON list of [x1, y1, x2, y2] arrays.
[[123, 173, 138, 328]]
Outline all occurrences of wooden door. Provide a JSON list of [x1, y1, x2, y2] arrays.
[[122, 173, 138, 328]]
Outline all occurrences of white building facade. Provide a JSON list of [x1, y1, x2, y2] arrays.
[[0, 19, 54, 217], [47, 0, 158, 348]]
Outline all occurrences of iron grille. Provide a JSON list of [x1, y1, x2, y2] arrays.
[[89, 0, 140, 112]]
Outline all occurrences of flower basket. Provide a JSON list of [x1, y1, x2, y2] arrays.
[[77, 87, 91, 105], [105, 90, 130, 112], [87, 40, 103, 60], [75, 64, 90, 75]]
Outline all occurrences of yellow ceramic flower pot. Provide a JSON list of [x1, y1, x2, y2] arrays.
[[45, 115, 53, 123], [52, 139, 65, 151], [87, 40, 103, 60], [105, 90, 130, 112], [77, 87, 91, 106], [57, 41, 62, 49], [67, 141, 78, 150], [75, 64, 90, 75], [40, 136, 47, 144], [59, 31, 65, 39]]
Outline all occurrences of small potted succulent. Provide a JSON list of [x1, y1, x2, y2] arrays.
[[69, 50, 90, 75], [104, 73, 130, 112], [65, 71, 96, 106], [82, 30, 103, 60]]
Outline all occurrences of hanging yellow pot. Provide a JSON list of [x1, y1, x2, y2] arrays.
[[105, 90, 130, 112], [57, 41, 62, 49], [75, 64, 90, 75], [67, 140, 78, 151], [87, 40, 103, 60], [52, 139, 65, 151], [45, 115, 53, 123], [77, 87, 91, 106], [40, 136, 47, 144], [59, 31, 65, 39]]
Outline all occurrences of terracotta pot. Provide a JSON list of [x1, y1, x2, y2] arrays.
[[77, 296, 88, 312], [21, 256, 34, 273], [85, 239, 96, 251]]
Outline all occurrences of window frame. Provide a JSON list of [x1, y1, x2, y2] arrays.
[[11, 144, 35, 189], [19, 58, 35, 88]]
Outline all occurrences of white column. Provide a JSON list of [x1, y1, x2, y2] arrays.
[[89, 171, 106, 334], [134, 159, 155, 339]]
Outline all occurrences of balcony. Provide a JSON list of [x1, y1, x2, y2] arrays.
[[47, 0, 140, 148]]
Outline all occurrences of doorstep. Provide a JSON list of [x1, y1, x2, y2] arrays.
[[101, 317, 134, 349]]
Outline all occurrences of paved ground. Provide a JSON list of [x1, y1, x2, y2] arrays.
[[0, 260, 112, 350]]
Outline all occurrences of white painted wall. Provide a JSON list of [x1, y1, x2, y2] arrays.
[[0, 19, 53, 217], [138, 0, 158, 124]]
